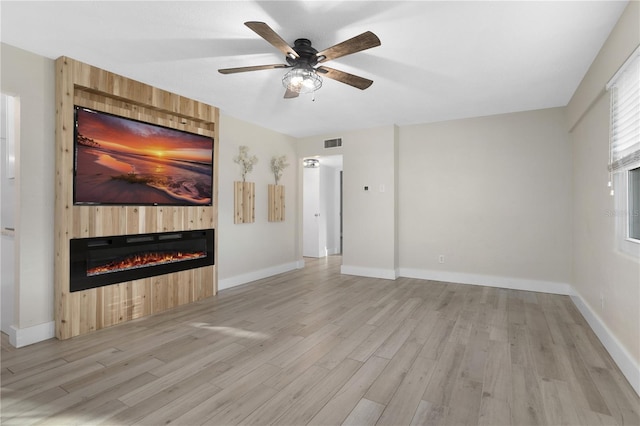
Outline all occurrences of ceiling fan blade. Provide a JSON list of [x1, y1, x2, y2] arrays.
[[317, 66, 373, 90], [245, 21, 299, 59], [218, 64, 289, 74], [317, 31, 381, 63], [284, 88, 300, 99]]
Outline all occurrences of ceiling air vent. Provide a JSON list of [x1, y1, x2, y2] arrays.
[[324, 138, 342, 149]]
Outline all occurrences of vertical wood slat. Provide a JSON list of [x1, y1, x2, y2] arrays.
[[234, 182, 243, 224], [55, 56, 218, 340], [268, 184, 285, 222], [55, 57, 75, 340], [243, 182, 255, 223], [234, 181, 255, 224]]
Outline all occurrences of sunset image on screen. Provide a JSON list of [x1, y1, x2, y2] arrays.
[[74, 107, 213, 206]]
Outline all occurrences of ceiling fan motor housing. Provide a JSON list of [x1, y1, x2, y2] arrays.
[[286, 39, 321, 68]]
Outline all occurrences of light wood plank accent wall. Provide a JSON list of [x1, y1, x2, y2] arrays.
[[54, 57, 219, 340]]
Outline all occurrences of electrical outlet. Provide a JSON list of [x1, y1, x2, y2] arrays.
[[600, 292, 605, 310], [438, 255, 445, 264]]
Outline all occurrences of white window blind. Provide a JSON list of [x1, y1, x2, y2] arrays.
[[608, 46, 640, 173]]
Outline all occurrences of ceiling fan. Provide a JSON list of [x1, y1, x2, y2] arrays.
[[218, 21, 381, 98]]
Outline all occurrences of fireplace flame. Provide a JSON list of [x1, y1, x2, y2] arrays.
[[87, 251, 206, 276]]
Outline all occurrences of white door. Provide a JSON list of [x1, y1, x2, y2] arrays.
[[303, 165, 321, 257]]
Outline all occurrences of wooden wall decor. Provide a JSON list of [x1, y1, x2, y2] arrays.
[[268, 184, 285, 222], [54, 56, 219, 340], [234, 181, 255, 224]]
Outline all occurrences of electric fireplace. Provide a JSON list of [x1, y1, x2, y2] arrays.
[[70, 229, 214, 292]]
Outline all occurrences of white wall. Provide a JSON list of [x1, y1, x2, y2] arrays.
[[217, 114, 300, 289], [566, 0, 640, 392], [0, 43, 56, 346], [398, 108, 573, 291]]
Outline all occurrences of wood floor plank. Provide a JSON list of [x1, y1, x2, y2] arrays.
[[373, 318, 419, 360], [539, 377, 582, 426], [348, 320, 403, 362], [263, 333, 342, 390], [417, 317, 455, 360], [341, 398, 385, 426], [118, 343, 244, 407], [307, 355, 389, 426], [422, 341, 466, 406], [481, 339, 511, 403], [315, 324, 376, 370], [1, 256, 637, 426], [588, 365, 640, 426], [35, 372, 156, 425], [364, 339, 421, 405], [458, 324, 490, 383], [376, 355, 436, 425], [198, 384, 278, 426], [168, 363, 280, 425], [104, 363, 230, 425], [443, 378, 483, 426], [273, 358, 363, 425], [477, 395, 511, 426], [238, 365, 328, 425], [511, 363, 546, 425], [268, 322, 339, 369], [410, 399, 448, 426]]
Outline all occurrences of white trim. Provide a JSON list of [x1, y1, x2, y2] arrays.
[[570, 291, 640, 397], [218, 261, 303, 291], [613, 171, 640, 257], [9, 321, 55, 348], [398, 268, 572, 295], [340, 265, 399, 280], [327, 247, 341, 256]]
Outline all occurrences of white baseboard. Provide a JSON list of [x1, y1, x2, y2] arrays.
[[341, 265, 399, 280], [218, 260, 304, 291], [398, 268, 572, 295], [570, 292, 640, 397], [9, 321, 55, 348]]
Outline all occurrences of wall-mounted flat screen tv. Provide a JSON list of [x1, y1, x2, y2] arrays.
[[74, 106, 213, 206]]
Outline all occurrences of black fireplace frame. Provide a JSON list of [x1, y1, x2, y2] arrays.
[[70, 229, 214, 292]]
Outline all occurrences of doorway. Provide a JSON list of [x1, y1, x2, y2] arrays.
[[302, 155, 343, 258], [1, 93, 18, 335]]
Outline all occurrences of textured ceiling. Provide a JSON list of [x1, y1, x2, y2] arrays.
[[1, 1, 628, 137]]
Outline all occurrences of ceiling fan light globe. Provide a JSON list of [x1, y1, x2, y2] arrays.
[[282, 68, 322, 94], [302, 77, 316, 89]]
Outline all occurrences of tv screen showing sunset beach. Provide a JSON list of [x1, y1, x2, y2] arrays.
[[74, 107, 213, 206]]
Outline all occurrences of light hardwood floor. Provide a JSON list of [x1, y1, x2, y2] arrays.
[[2, 256, 638, 425]]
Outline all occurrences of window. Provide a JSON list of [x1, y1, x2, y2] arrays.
[[630, 167, 640, 241], [608, 46, 640, 253]]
